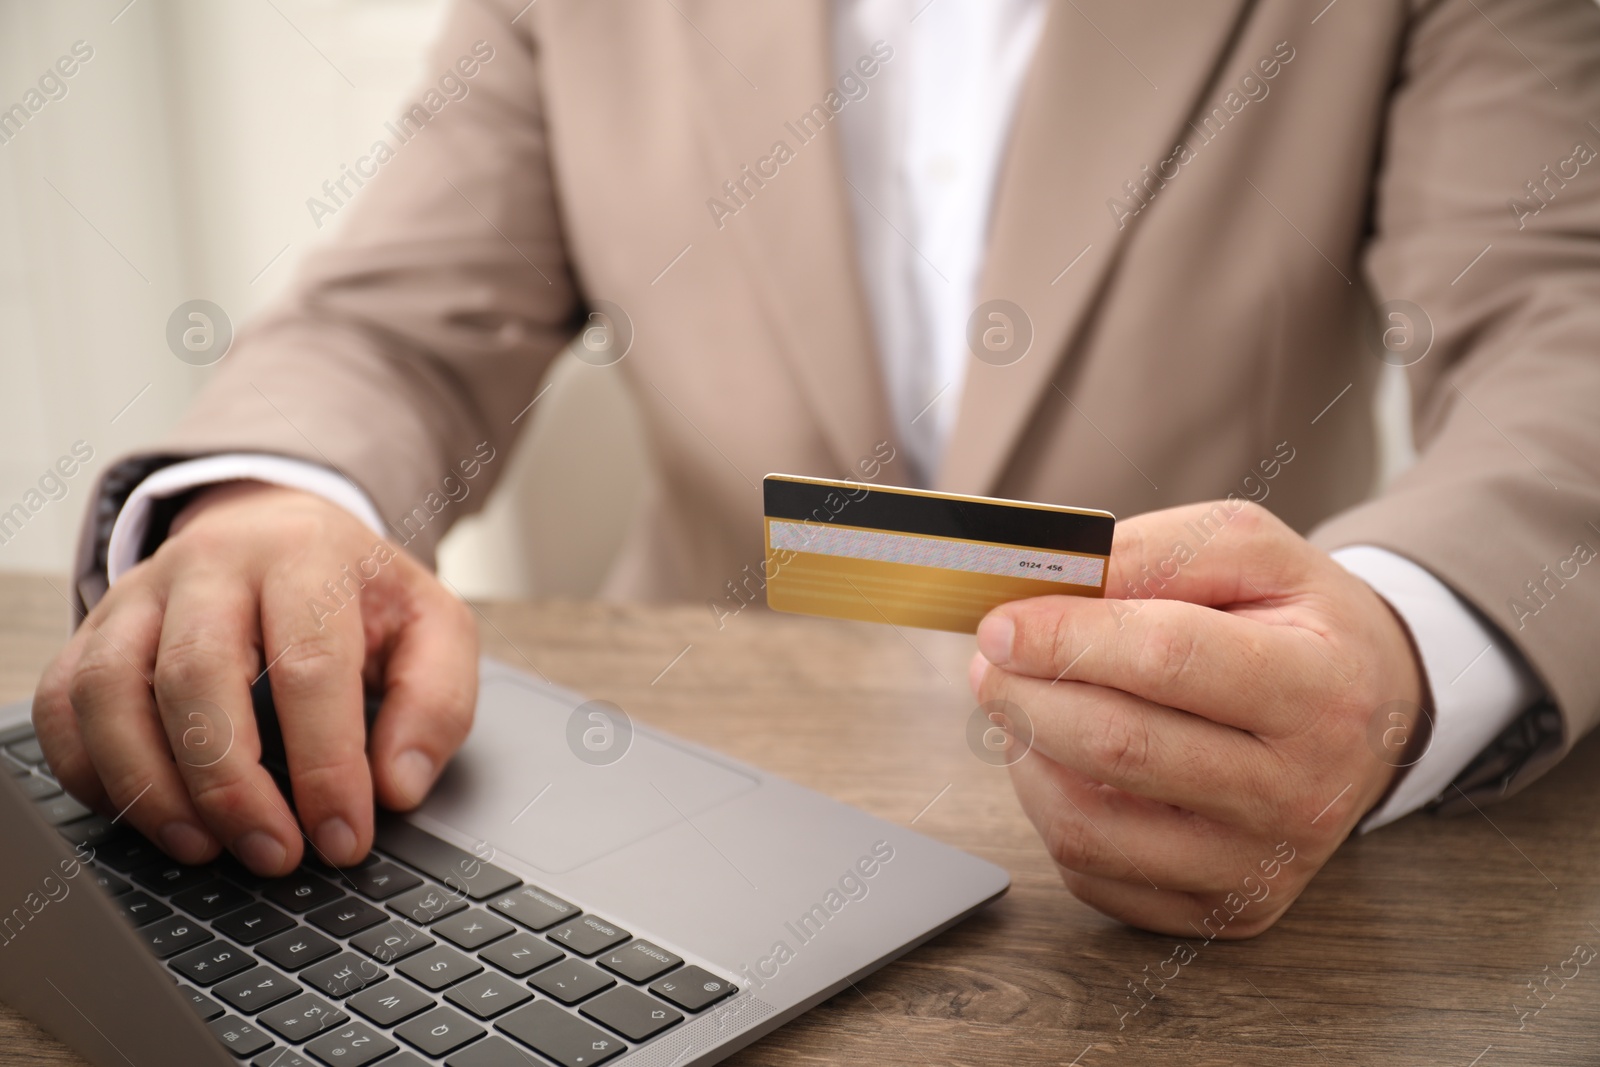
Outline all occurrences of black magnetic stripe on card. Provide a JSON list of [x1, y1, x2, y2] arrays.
[[763, 477, 1114, 555]]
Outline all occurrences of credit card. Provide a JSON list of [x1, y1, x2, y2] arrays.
[[763, 474, 1115, 633]]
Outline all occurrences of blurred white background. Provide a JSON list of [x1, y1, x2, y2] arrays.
[[0, 0, 1411, 601], [0, 0, 648, 600]]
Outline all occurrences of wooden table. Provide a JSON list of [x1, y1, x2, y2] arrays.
[[2, 570, 1597, 1066]]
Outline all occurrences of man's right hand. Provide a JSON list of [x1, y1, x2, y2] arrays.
[[31, 482, 479, 875]]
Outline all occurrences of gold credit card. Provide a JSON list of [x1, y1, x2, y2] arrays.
[[763, 474, 1115, 633]]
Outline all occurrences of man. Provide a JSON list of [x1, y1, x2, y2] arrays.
[[32, 0, 1600, 938]]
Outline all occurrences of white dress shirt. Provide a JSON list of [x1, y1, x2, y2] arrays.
[[105, 0, 1539, 829]]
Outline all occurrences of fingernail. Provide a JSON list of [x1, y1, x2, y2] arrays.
[[314, 817, 358, 866], [159, 821, 213, 862], [976, 613, 1015, 666], [393, 749, 435, 806], [234, 830, 287, 874], [968, 650, 989, 695]]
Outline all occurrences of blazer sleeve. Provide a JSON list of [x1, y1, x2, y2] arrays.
[[84, 0, 580, 585], [1310, 0, 1600, 797]]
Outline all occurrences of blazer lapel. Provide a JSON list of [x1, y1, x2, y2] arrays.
[[683, 0, 899, 477], [940, 0, 1257, 495]]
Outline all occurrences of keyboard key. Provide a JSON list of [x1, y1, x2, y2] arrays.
[[306, 897, 386, 938], [581, 985, 683, 1041], [396, 1005, 485, 1057], [6, 737, 44, 764], [388, 884, 469, 925], [397, 944, 483, 991], [342, 860, 421, 901], [597, 940, 681, 984], [257, 928, 339, 971], [90, 831, 159, 872], [16, 774, 60, 801], [444, 971, 532, 1019], [305, 1020, 398, 1067], [434, 908, 515, 950], [351, 920, 435, 963], [546, 916, 629, 958], [378, 1055, 430, 1067], [496, 1000, 626, 1067], [178, 984, 225, 1021], [35, 792, 92, 825], [57, 815, 117, 848], [116, 890, 172, 927], [215, 901, 296, 945], [301, 952, 385, 998], [479, 932, 563, 978], [208, 1015, 274, 1058], [260, 993, 349, 1042], [1, 750, 31, 776], [140, 915, 213, 958], [133, 861, 216, 896], [264, 872, 343, 913], [446, 1035, 548, 1067], [172, 880, 253, 920], [347, 978, 435, 1027], [487, 886, 577, 932], [0, 723, 34, 746], [171, 940, 254, 985], [89, 865, 131, 897], [529, 959, 614, 1005], [217, 855, 271, 892], [375, 820, 521, 900], [649, 966, 736, 1013], [252, 1050, 312, 1067], [214, 966, 302, 1012]]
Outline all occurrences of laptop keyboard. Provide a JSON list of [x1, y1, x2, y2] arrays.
[[1, 723, 739, 1066]]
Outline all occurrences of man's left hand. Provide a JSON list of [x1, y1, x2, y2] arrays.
[[970, 500, 1427, 938]]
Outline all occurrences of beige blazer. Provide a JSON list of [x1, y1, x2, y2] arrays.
[[84, 0, 1600, 801]]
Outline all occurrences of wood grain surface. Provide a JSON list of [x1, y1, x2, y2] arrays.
[[1, 571, 1596, 1066]]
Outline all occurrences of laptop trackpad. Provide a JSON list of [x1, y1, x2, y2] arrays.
[[416, 675, 759, 874]]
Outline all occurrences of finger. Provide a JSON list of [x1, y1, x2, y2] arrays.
[[1059, 868, 1287, 940], [976, 595, 1319, 734], [258, 552, 374, 868], [1008, 746, 1266, 891], [367, 561, 478, 811], [68, 589, 223, 862], [979, 665, 1272, 823], [1101, 499, 1309, 607], [34, 638, 108, 813], [156, 576, 302, 874], [1057, 867, 1194, 934]]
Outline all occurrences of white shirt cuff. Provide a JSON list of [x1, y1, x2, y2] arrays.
[[106, 454, 385, 586], [1332, 545, 1541, 830]]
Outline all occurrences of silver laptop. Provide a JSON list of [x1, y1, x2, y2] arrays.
[[0, 657, 1008, 1066]]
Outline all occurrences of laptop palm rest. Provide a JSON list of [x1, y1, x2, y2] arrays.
[[419, 675, 760, 874]]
